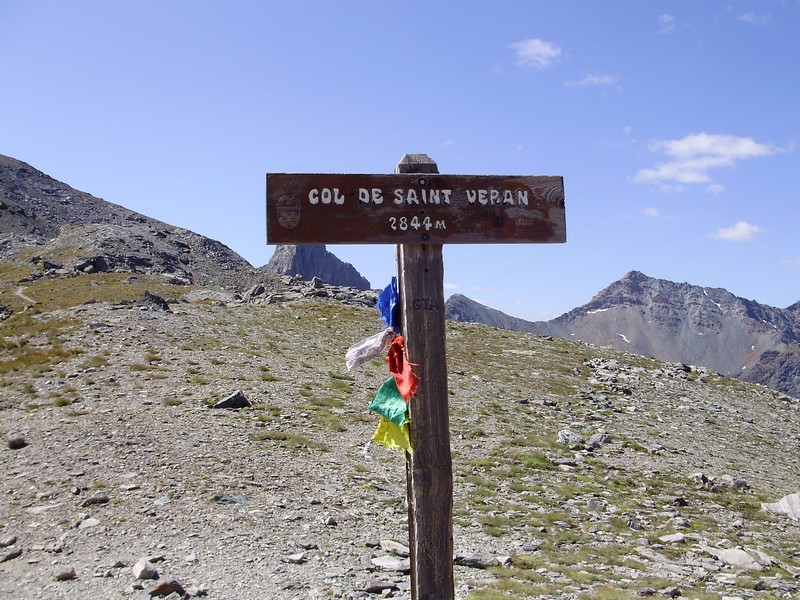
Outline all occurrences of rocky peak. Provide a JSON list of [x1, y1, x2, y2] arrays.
[[261, 245, 371, 291]]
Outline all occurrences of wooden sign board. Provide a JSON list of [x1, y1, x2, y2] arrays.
[[266, 173, 566, 245]]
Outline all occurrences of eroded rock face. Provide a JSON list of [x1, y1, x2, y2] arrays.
[[261, 245, 371, 291]]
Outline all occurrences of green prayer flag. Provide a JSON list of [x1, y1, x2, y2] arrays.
[[368, 377, 408, 427]]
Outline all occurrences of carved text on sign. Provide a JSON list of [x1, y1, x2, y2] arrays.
[[307, 185, 531, 206]]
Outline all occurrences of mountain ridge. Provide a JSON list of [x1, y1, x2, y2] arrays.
[[446, 270, 800, 399], [1, 154, 369, 291]]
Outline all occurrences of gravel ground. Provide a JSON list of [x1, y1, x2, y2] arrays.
[[2, 292, 800, 599]]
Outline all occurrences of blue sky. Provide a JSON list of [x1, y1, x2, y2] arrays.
[[1, 1, 798, 320]]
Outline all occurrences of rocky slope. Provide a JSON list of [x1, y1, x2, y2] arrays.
[[0, 154, 263, 291], [1, 267, 799, 599], [446, 271, 800, 399], [262, 245, 371, 291]]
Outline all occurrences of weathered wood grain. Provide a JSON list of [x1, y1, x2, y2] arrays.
[[266, 172, 565, 245], [396, 155, 454, 600]]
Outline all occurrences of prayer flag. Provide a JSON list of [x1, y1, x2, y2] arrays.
[[345, 327, 395, 371], [368, 377, 408, 427], [377, 277, 400, 332], [387, 335, 419, 402], [372, 416, 413, 453]]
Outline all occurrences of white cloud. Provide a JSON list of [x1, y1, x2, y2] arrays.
[[657, 14, 675, 34], [634, 132, 782, 188], [783, 257, 800, 266], [712, 221, 762, 242], [738, 12, 770, 25], [444, 282, 459, 291], [564, 74, 621, 88], [642, 207, 661, 218], [706, 183, 726, 196], [510, 38, 562, 69]]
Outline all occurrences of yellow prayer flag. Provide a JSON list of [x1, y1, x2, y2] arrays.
[[372, 417, 413, 454]]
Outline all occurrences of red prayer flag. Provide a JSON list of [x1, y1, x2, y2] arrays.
[[387, 335, 419, 402]]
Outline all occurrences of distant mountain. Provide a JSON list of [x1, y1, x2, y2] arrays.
[[445, 270, 800, 398], [445, 293, 540, 333], [261, 245, 371, 290], [0, 154, 260, 290]]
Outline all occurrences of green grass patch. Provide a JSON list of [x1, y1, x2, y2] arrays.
[[251, 430, 328, 451]]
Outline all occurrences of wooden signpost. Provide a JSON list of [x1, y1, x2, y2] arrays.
[[266, 154, 566, 600]]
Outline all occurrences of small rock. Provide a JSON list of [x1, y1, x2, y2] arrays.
[[557, 429, 584, 445], [0, 536, 17, 548], [298, 541, 318, 550], [380, 539, 410, 557], [365, 580, 398, 593], [659, 533, 686, 544], [78, 518, 101, 529], [188, 587, 209, 597], [720, 474, 748, 489], [28, 503, 61, 515], [1, 548, 23, 563], [453, 554, 498, 569], [213, 389, 252, 409], [54, 567, 77, 581], [323, 516, 338, 526], [285, 552, 307, 564], [587, 433, 612, 448], [666, 517, 690, 529], [147, 579, 186, 597], [371, 555, 411, 573], [132, 557, 159, 580], [81, 493, 110, 507], [6, 432, 27, 450], [660, 587, 681, 598]]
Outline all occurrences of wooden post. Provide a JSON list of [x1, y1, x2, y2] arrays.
[[396, 154, 454, 600]]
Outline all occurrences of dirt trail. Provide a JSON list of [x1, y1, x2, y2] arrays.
[[14, 286, 36, 304]]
